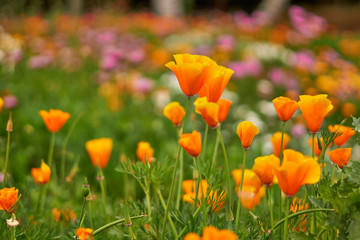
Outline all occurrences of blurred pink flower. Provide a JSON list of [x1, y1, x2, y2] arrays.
[[28, 55, 53, 69], [229, 59, 262, 79], [3, 95, 18, 109]]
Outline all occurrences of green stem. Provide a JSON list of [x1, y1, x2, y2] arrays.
[[211, 126, 220, 169], [61, 112, 83, 182], [201, 124, 209, 162], [216, 128, 234, 222], [235, 149, 247, 230], [93, 215, 147, 236], [267, 187, 275, 234], [283, 197, 290, 240], [311, 133, 316, 235], [47, 133, 56, 171], [84, 177, 94, 229], [156, 188, 178, 238], [163, 97, 191, 238], [280, 122, 285, 164], [78, 197, 87, 228], [144, 177, 152, 218], [10, 213, 16, 240], [192, 157, 203, 213], [34, 185, 44, 214], [2, 131, 11, 187], [175, 148, 183, 210], [97, 167, 108, 214]]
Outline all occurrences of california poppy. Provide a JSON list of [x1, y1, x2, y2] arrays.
[[328, 148, 352, 169], [252, 154, 280, 186], [76, 228, 94, 240], [328, 125, 356, 147], [0, 187, 19, 214], [39, 109, 71, 133], [270, 132, 290, 157], [31, 161, 51, 184], [85, 138, 113, 169], [198, 64, 234, 102], [298, 94, 333, 133], [165, 54, 215, 97], [196, 102, 220, 129], [163, 101, 185, 127], [236, 121, 259, 149], [275, 149, 321, 197], [231, 169, 265, 210], [272, 96, 299, 122], [179, 130, 202, 158], [217, 99, 232, 123], [290, 197, 308, 233], [184, 226, 238, 240], [136, 141, 155, 164]]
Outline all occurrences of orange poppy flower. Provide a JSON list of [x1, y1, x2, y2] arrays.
[[236, 121, 259, 149], [0, 187, 19, 214], [179, 130, 202, 157], [307, 137, 324, 156], [252, 154, 280, 186], [232, 169, 265, 209], [184, 226, 238, 240], [328, 148, 352, 169], [183, 179, 208, 204], [270, 132, 290, 157], [290, 197, 308, 233], [275, 149, 321, 197], [39, 109, 71, 133], [136, 141, 155, 164], [272, 96, 299, 122], [163, 102, 186, 127], [165, 54, 215, 97], [193, 97, 209, 114], [85, 138, 113, 169], [75, 228, 94, 240], [196, 101, 220, 129], [197, 64, 234, 102], [217, 99, 232, 123], [31, 161, 51, 184], [0, 97, 3, 112], [328, 125, 356, 147], [298, 94, 333, 133]]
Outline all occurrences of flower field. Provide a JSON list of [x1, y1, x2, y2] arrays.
[[1, 5, 360, 240]]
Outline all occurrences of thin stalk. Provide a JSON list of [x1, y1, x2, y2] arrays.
[[93, 215, 147, 236], [211, 126, 220, 169], [235, 149, 247, 230], [283, 197, 290, 240], [144, 177, 152, 218], [311, 133, 316, 234], [10, 213, 16, 240], [61, 112, 83, 182], [84, 177, 94, 229], [267, 187, 275, 234], [175, 97, 191, 209], [156, 188, 178, 238], [97, 167, 108, 214], [216, 127, 234, 221], [163, 97, 191, 238], [279, 121, 286, 236], [78, 198, 87, 228], [34, 185, 44, 214], [201, 124, 209, 162], [2, 131, 11, 187], [47, 133, 56, 171], [192, 157, 203, 214]]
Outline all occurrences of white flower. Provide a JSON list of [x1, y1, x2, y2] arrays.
[[6, 218, 19, 227]]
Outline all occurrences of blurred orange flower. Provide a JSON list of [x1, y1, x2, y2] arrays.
[[328, 125, 356, 147], [52, 208, 77, 224], [217, 99, 232, 123], [31, 161, 51, 184], [307, 137, 324, 156], [184, 226, 238, 240], [76, 228, 94, 240], [179, 130, 202, 157], [272, 96, 299, 122], [197, 64, 234, 102], [85, 138, 113, 169], [165, 54, 215, 97], [270, 132, 290, 157], [290, 197, 308, 233], [275, 149, 320, 197], [136, 141, 155, 164], [0, 97, 3, 112], [39, 109, 71, 133], [0, 187, 19, 214], [163, 101, 185, 127], [328, 148, 352, 169], [232, 169, 265, 210], [298, 94, 333, 133], [252, 154, 280, 186], [236, 121, 259, 149]]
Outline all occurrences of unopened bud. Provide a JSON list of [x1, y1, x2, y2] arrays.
[[6, 112, 13, 132], [81, 184, 90, 198]]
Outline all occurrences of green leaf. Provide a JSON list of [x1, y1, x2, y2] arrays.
[[351, 116, 360, 132]]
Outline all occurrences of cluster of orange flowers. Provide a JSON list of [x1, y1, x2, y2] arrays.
[[52, 208, 77, 224], [184, 226, 237, 240]]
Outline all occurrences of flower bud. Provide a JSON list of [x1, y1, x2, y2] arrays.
[[6, 112, 13, 132], [81, 184, 90, 198]]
